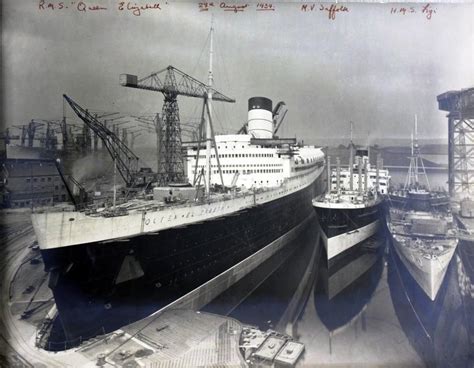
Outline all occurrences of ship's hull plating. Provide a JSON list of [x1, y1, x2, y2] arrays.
[[324, 233, 385, 299], [313, 200, 384, 298], [387, 243, 472, 368], [388, 233, 456, 301], [313, 200, 382, 259], [42, 168, 325, 346], [315, 250, 384, 332]]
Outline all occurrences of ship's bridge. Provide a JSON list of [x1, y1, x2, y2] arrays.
[[290, 148, 325, 181]]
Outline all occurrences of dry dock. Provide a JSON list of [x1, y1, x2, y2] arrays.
[[3, 209, 462, 367], [0, 210, 299, 368], [1, 211, 246, 367], [296, 257, 424, 367]]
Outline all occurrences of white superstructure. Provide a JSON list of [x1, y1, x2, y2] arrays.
[[328, 149, 390, 196], [187, 96, 323, 190], [187, 134, 323, 189]]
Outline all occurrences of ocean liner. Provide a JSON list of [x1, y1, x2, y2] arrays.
[[31, 27, 326, 346], [387, 117, 457, 301], [312, 132, 389, 298]]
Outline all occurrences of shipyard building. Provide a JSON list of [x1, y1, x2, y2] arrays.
[[1, 145, 69, 208]]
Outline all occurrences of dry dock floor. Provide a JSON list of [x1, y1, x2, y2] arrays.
[[296, 263, 424, 367], [76, 309, 245, 367]]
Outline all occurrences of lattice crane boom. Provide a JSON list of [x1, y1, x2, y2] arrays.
[[63, 94, 140, 187], [120, 65, 235, 102], [120, 65, 235, 186]]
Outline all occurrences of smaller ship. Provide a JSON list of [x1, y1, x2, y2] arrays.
[[387, 116, 457, 301], [314, 240, 385, 334], [312, 124, 390, 298]]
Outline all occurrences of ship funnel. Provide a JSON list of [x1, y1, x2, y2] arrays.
[[247, 97, 273, 139]]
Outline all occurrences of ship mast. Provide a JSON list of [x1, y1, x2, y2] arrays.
[[414, 115, 419, 185], [404, 114, 430, 191], [367, 130, 370, 169], [205, 17, 214, 197], [349, 121, 354, 191]]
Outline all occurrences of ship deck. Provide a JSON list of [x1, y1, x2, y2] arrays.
[[312, 192, 382, 210], [32, 170, 307, 217], [389, 224, 457, 258]]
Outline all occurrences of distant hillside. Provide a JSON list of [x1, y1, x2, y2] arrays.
[[313, 137, 449, 147], [327, 144, 446, 168], [382, 144, 447, 155]]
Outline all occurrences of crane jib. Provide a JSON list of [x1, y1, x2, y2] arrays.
[[119, 65, 235, 103], [62, 94, 140, 187]]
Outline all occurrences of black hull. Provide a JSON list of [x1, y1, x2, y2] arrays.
[[42, 173, 325, 349], [204, 213, 321, 332], [456, 239, 474, 363], [313, 200, 382, 240]]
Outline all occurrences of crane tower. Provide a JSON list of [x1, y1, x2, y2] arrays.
[[120, 66, 234, 186]]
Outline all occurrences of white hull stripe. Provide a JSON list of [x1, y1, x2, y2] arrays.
[[321, 220, 380, 260]]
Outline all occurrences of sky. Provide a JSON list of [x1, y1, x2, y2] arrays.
[[2, 1, 474, 147]]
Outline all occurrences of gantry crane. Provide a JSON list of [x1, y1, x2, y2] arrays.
[[63, 94, 144, 188], [11, 120, 60, 150], [125, 127, 149, 149], [438, 87, 474, 196], [120, 65, 235, 185], [26, 120, 43, 147], [0, 128, 20, 144]]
